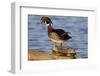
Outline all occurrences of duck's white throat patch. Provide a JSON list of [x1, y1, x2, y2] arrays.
[[46, 24, 50, 26]]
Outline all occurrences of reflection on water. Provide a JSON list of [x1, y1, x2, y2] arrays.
[[28, 15, 88, 58]]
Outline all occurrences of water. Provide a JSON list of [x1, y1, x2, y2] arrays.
[[28, 15, 88, 58]]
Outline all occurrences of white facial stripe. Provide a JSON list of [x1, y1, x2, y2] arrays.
[[44, 21, 47, 24]]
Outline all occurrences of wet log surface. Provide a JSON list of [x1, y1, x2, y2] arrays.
[[28, 48, 76, 61]]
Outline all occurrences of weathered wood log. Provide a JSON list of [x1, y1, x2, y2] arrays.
[[52, 48, 76, 59], [28, 49, 76, 60]]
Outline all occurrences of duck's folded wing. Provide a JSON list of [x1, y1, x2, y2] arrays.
[[52, 29, 65, 35]]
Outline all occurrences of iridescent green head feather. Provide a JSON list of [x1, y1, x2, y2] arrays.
[[41, 16, 52, 24]]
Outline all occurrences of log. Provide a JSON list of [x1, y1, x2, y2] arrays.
[[28, 48, 76, 61], [52, 48, 76, 59]]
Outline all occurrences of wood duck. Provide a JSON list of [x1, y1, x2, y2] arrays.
[[41, 16, 71, 51]]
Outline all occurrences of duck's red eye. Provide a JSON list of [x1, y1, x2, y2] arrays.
[[46, 21, 49, 24]]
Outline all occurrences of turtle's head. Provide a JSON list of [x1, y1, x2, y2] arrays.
[[41, 16, 52, 26]]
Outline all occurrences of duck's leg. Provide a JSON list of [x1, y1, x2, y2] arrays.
[[52, 42, 57, 51], [58, 43, 63, 51], [52, 42, 59, 55], [61, 42, 64, 49]]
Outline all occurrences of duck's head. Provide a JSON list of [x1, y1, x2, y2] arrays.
[[41, 16, 52, 26]]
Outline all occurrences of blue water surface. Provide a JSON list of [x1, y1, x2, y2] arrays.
[[28, 15, 88, 58]]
